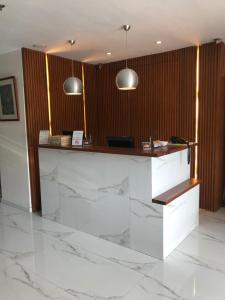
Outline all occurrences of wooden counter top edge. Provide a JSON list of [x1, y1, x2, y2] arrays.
[[38, 144, 191, 158]]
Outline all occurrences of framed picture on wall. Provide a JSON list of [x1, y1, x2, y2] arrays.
[[0, 76, 19, 121]]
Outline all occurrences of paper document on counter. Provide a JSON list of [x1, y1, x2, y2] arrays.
[[72, 131, 83, 146]]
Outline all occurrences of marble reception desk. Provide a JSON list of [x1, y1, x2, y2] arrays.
[[38, 145, 199, 259]]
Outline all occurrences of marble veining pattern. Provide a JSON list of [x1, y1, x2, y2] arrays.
[[0, 203, 225, 299], [151, 149, 190, 198], [39, 148, 194, 259]]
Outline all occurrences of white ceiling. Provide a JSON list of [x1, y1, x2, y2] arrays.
[[0, 0, 225, 64]]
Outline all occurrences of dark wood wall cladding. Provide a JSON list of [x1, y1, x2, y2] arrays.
[[199, 42, 225, 211], [47, 54, 84, 135], [218, 44, 225, 208], [96, 47, 197, 148], [96, 60, 131, 145], [22, 48, 49, 212], [83, 63, 98, 142]]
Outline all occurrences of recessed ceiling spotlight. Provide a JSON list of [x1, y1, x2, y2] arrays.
[[32, 44, 47, 50], [213, 38, 222, 44], [106, 52, 112, 55], [68, 39, 76, 46], [156, 40, 162, 45], [0, 4, 5, 11]]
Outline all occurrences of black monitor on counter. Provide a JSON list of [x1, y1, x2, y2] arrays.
[[107, 136, 134, 148], [62, 130, 73, 137]]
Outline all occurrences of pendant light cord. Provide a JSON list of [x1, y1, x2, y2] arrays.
[[72, 59, 74, 76], [125, 29, 128, 68], [71, 44, 74, 76]]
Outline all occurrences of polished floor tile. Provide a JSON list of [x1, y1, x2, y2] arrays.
[[0, 203, 225, 299]]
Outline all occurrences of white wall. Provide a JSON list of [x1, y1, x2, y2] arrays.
[[0, 49, 31, 210]]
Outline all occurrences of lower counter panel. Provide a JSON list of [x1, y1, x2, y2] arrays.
[[39, 148, 197, 259]]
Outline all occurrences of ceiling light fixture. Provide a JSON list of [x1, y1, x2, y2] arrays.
[[106, 52, 112, 55], [63, 40, 82, 96], [32, 44, 47, 50], [0, 4, 5, 11], [213, 38, 222, 44], [156, 40, 162, 45], [115, 25, 138, 90]]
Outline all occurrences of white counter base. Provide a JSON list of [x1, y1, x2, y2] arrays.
[[39, 148, 199, 259]]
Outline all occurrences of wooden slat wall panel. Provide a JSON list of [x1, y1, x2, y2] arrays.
[[129, 47, 196, 144], [96, 60, 130, 145], [199, 43, 217, 210], [216, 44, 225, 208], [22, 48, 49, 212], [96, 47, 196, 146], [199, 42, 225, 210], [83, 63, 98, 143], [96, 47, 196, 176], [47, 54, 84, 135], [47, 54, 97, 139]]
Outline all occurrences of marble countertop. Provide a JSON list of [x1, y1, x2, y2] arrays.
[[38, 144, 189, 157]]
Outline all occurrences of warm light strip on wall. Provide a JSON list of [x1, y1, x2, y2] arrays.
[[194, 46, 200, 179], [45, 54, 52, 136], [82, 63, 87, 139]]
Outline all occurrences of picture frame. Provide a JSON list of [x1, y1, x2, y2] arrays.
[[0, 76, 19, 121]]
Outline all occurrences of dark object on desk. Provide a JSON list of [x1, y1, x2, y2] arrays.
[[169, 136, 187, 144], [169, 136, 191, 164], [62, 130, 73, 137], [107, 136, 134, 148]]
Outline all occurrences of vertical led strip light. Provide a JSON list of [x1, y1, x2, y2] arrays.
[[82, 63, 87, 139], [195, 46, 200, 179], [45, 53, 52, 136]]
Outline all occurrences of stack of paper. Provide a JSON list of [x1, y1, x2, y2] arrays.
[[72, 131, 83, 146], [39, 130, 50, 144], [61, 135, 71, 146], [49, 135, 62, 146]]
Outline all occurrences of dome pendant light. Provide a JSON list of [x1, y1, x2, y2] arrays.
[[116, 25, 139, 90], [63, 40, 83, 95]]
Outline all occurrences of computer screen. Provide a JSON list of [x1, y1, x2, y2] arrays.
[[107, 136, 134, 148]]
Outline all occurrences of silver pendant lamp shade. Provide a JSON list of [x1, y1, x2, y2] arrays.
[[63, 40, 83, 95], [63, 76, 82, 95], [116, 68, 138, 90], [116, 25, 139, 90]]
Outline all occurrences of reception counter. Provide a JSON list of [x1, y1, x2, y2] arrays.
[[38, 144, 199, 259]]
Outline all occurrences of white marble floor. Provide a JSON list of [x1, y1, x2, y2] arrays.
[[0, 203, 225, 300]]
